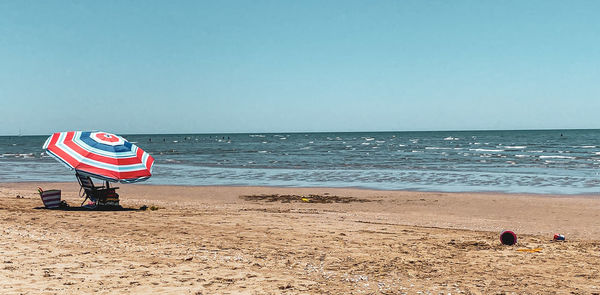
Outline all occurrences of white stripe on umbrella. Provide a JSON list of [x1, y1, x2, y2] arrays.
[[43, 131, 154, 183]]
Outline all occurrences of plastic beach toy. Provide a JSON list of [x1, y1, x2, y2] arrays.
[[517, 248, 542, 253]]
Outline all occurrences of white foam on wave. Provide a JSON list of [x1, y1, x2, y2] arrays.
[[2, 153, 35, 158], [364, 138, 375, 141], [425, 147, 451, 150], [515, 154, 529, 158], [580, 146, 596, 148], [504, 146, 527, 150], [539, 155, 575, 159], [469, 148, 504, 152], [444, 137, 458, 141]]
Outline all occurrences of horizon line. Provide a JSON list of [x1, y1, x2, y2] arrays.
[[3, 127, 600, 137]]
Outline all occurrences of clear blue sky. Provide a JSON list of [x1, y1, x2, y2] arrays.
[[1, 0, 599, 135]]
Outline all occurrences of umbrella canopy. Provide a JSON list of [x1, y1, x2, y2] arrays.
[[43, 131, 154, 183]]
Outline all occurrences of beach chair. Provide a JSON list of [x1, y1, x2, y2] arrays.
[[76, 173, 120, 207]]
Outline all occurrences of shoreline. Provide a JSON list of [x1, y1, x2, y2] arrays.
[[5, 180, 600, 198]]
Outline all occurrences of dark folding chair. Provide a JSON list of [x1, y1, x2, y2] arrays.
[[76, 173, 120, 207]]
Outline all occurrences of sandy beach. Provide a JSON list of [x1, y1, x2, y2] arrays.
[[1, 182, 599, 294]]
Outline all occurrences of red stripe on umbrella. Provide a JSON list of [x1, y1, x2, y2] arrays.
[[43, 131, 155, 183]]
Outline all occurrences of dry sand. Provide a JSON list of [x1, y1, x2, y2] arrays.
[[1, 182, 600, 294]]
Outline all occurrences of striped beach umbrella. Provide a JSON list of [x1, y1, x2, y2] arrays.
[[43, 131, 154, 183]]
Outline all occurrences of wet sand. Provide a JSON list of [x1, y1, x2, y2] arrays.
[[1, 182, 600, 294]]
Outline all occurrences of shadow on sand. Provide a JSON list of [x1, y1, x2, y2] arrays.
[[34, 205, 145, 212]]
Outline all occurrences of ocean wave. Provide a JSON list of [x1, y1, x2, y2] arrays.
[[469, 148, 504, 152], [539, 155, 575, 159], [4, 130, 600, 195], [1, 153, 35, 158]]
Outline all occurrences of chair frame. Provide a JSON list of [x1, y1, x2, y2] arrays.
[[76, 173, 119, 207]]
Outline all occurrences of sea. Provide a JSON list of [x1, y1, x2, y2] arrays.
[[1, 130, 600, 194]]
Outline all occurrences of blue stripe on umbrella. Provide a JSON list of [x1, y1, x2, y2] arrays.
[[72, 132, 138, 159], [79, 132, 132, 153]]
